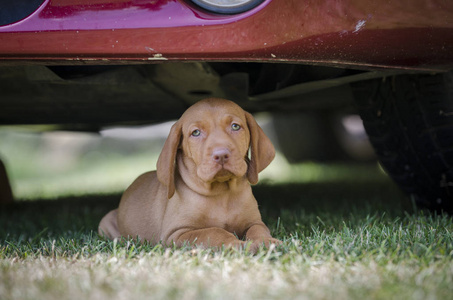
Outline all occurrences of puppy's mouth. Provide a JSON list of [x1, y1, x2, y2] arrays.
[[198, 162, 246, 183], [213, 168, 235, 182]]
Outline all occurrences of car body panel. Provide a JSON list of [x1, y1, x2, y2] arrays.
[[0, 0, 452, 71]]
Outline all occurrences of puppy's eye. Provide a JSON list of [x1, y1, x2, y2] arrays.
[[191, 129, 201, 137], [231, 123, 241, 131]]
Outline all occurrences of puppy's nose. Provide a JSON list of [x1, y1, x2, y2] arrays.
[[212, 148, 230, 165]]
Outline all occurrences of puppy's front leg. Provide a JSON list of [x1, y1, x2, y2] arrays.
[[246, 223, 282, 248], [174, 227, 248, 250]]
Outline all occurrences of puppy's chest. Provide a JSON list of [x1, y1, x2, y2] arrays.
[[197, 199, 248, 236]]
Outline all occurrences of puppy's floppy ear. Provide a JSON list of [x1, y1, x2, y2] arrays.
[[157, 121, 182, 199], [245, 112, 275, 185]]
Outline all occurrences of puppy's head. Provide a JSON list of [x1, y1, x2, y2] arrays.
[[157, 98, 275, 198]]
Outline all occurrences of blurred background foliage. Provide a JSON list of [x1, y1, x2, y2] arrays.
[[0, 115, 394, 203]]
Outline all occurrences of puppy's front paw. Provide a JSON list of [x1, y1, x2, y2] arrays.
[[252, 237, 282, 249]]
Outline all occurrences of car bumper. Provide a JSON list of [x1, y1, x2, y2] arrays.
[[0, 0, 452, 71]]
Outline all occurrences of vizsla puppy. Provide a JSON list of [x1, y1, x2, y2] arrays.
[[99, 98, 281, 252]]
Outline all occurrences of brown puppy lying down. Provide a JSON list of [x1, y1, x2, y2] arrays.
[[98, 98, 281, 251]]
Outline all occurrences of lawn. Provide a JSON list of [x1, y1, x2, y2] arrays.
[[0, 129, 452, 300], [1, 179, 452, 300]]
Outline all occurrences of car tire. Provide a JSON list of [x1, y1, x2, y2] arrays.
[[352, 72, 453, 212], [272, 111, 350, 163], [273, 111, 375, 163]]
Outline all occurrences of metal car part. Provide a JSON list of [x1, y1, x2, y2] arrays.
[[190, 0, 265, 14]]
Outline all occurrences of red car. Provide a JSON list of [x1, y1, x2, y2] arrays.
[[1, 0, 453, 211]]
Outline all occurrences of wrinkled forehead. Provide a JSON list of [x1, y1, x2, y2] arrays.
[[180, 99, 247, 128]]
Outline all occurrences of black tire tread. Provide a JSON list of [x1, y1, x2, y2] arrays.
[[352, 72, 453, 212]]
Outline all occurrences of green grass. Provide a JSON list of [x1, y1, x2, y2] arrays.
[[1, 182, 452, 300], [1, 129, 452, 299]]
